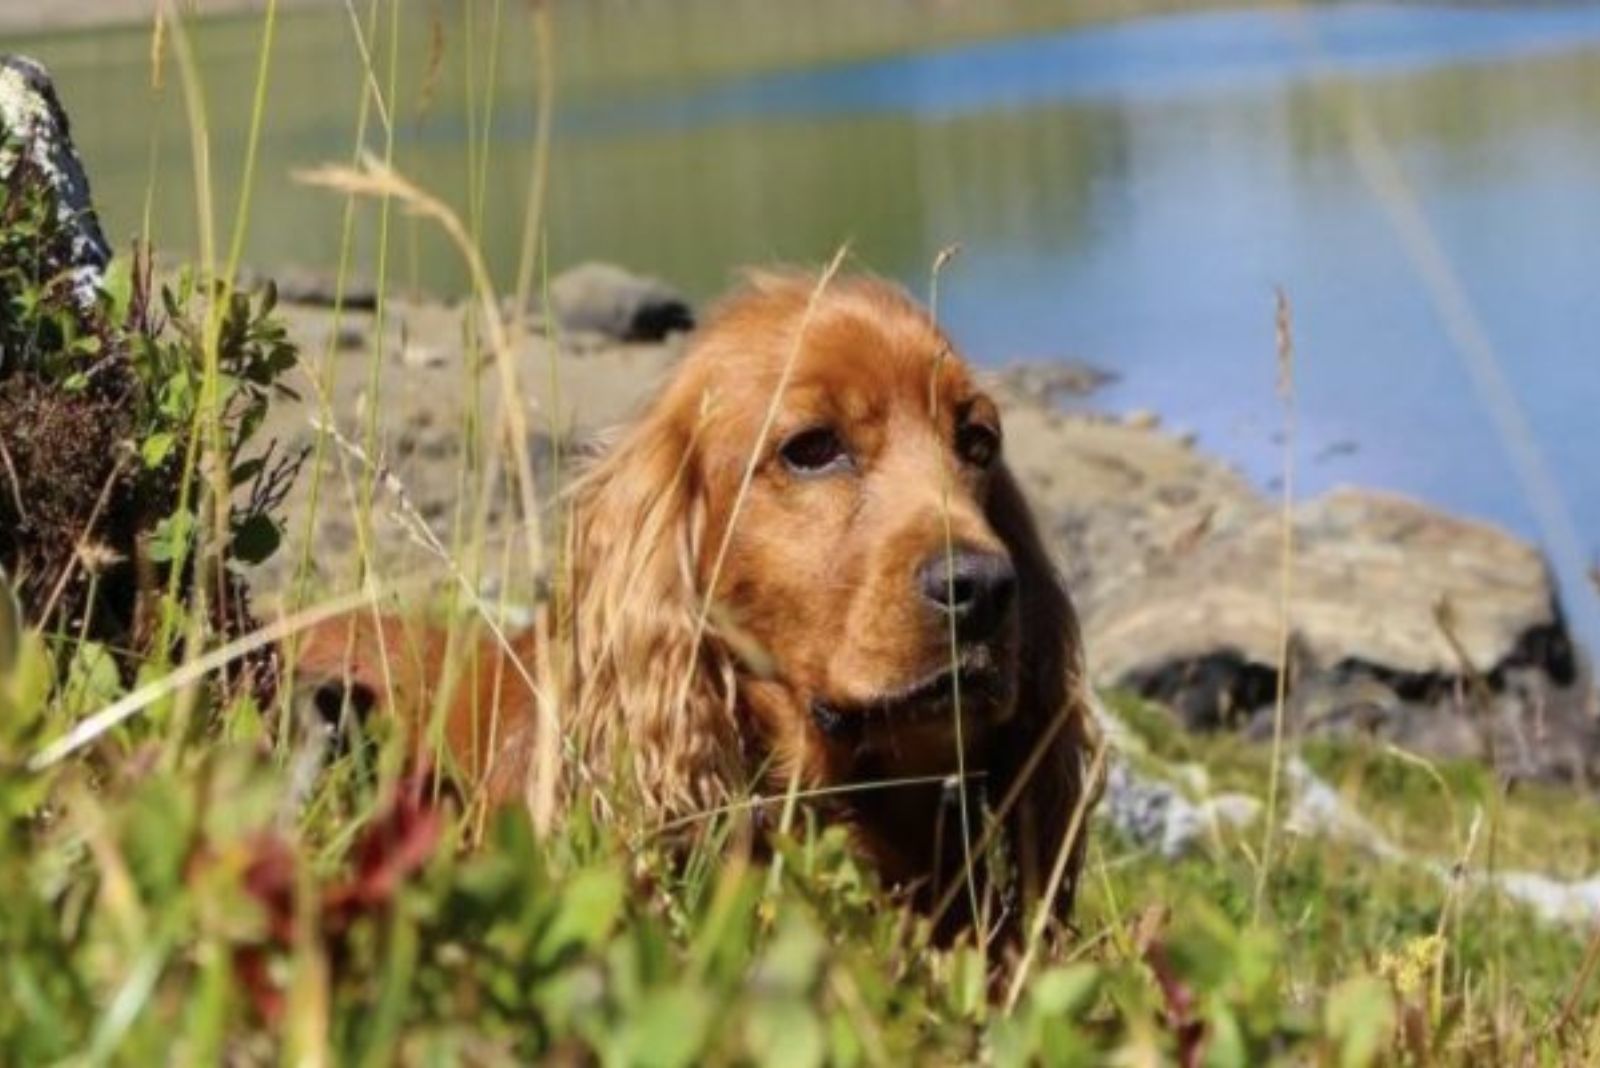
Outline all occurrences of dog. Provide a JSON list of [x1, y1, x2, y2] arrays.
[[293, 270, 1098, 938]]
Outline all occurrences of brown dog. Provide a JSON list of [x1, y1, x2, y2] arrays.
[[294, 271, 1097, 936]]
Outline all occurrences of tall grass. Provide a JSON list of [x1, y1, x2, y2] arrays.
[[3, 1, 1600, 1064]]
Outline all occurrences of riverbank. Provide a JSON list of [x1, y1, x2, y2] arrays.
[[0, 0, 334, 38], [258, 268, 1597, 789]]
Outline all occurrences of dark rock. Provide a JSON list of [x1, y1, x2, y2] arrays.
[[240, 264, 379, 311], [546, 262, 694, 343]]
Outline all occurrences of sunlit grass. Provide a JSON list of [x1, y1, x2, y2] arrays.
[[4, 1, 1600, 1064]]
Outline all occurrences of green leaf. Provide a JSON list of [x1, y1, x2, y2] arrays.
[[752, 912, 824, 996], [61, 640, 124, 714], [1029, 964, 1101, 1018], [535, 867, 625, 966], [229, 513, 281, 566], [0, 628, 53, 744], [1324, 976, 1395, 1068], [746, 1000, 824, 1068], [229, 457, 265, 486], [158, 372, 194, 421], [1204, 999, 1247, 1068], [612, 987, 713, 1068], [101, 257, 134, 323], [950, 943, 987, 1021], [140, 432, 176, 470], [149, 509, 196, 564]]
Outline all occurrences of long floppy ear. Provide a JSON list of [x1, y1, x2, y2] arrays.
[[985, 464, 1100, 926], [560, 399, 746, 825]]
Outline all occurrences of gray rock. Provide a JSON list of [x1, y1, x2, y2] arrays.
[[1099, 760, 1260, 858], [993, 387, 1597, 786], [545, 262, 693, 343], [1094, 489, 1567, 682], [1083, 485, 1596, 783], [994, 360, 1115, 405], [0, 55, 111, 314]]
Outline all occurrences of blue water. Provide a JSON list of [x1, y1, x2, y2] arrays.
[[564, 4, 1600, 656], [575, 5, 1600, 129], [32, 2, 1600, 655]]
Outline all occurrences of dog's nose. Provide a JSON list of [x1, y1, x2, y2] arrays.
[[916, 548, 1016, 637]]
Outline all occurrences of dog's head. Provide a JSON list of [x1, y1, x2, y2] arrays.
[[565, 271, 1095, 920]]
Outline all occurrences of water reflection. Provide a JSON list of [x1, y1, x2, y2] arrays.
[[21, 1, 1600, 647]]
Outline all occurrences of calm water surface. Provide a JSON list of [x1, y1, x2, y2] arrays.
[[18, 2, 1600, 651]]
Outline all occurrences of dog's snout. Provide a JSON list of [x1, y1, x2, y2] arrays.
[[916, 548, 1016, 636]]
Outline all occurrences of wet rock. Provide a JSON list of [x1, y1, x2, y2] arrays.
[[1081, 478, 1596, 785], [0, 55, 111, 317], [992, 381, 1595, 786], [546, 262, 694, 343]]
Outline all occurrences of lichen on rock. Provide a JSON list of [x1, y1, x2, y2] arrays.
[[0, 55, 111, 324]]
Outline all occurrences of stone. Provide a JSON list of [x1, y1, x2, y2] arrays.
[[1093, 488, 1568, 683], [993, 360, 1116, 405], [1084, 486, 1596, 782], [545, 261, 694, 343], [1099, 760, 1261, 858], [993, 382, 1596, 786], [241, 263, 379, 311], [0, 55, 111, 316]]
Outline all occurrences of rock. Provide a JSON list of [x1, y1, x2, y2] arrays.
[[1082, 475, 1593, 782], [993, 383, 1596, 786], [994, 360, 1115, 404], [401, 342, 448, 370], [1102, 721, 1600, 925], [1087, 485, 1596, 784], [0, 55, 111, 317], [1093, 489, 1568, 683], [239, 264, 379, 311], [546, 262, 694, 343], [1099, 761, 1261, 858]]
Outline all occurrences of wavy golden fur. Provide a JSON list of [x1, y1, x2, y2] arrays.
[[295, 270, 1098, 937]]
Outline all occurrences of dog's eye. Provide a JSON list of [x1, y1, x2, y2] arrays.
[[957, 424, 1001, 468], [779, 427, 851, 475]]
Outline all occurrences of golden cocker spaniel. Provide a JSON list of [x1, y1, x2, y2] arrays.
[[295, 271, 1098, 938]]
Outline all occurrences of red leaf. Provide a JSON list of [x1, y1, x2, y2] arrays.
[[324, 774, 444, 921], [1144, 941, 1207, 1068]]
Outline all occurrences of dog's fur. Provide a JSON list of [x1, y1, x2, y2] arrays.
[[295, 272, 1097, 935]]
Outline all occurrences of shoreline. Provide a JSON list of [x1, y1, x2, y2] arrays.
[[0, 0, 332, 39], [256, 272, 1598, 788]]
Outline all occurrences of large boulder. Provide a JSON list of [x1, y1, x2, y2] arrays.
[[991, 380, 1598, 786]]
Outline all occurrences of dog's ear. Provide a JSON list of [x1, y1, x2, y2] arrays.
[[985, 464, 1100, 927], [562, 399, 745, 825]]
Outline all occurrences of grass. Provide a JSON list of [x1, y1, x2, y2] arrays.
[[5, 1, 1600, 1065], [5, 668, 1600, 1062]]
